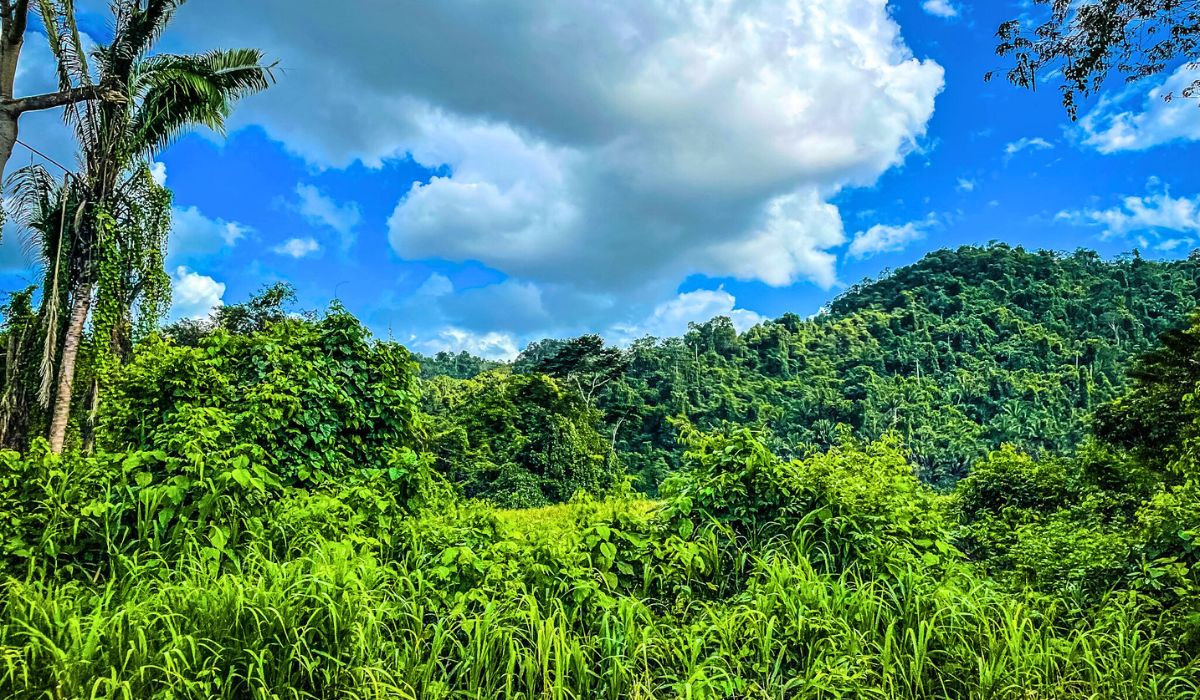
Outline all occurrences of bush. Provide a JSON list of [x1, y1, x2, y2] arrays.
[[661, 428, 956, 586], [100, 306, 425, 487]]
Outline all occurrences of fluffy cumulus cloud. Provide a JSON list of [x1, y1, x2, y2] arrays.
[[1057, 185, 1200, 252], [170, 266, 226, 320], [411, 327, 522, 362], [1081, 65, 1200, 153], [172, 0, 943, 350], [150, 162, 168, 187]]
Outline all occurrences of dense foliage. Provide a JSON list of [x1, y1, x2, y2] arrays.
[[479, 246, 1200, 490], [0, 377, 1198, 696], [102, 306, 425, 488], [425, 370, 618, 508], [1, 245, 1199, 697]]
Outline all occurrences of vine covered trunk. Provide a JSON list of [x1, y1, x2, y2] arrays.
[[47, 280, 91, 453]]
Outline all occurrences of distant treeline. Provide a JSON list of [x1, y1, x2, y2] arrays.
[[419, 244, 1200, 490]]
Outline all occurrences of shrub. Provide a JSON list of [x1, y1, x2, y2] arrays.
[[100, 306, 425, 487]]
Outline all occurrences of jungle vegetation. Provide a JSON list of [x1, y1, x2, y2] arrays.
[[0, 0, 1196, 698]]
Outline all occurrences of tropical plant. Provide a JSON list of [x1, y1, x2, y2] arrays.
[[11, 0, 273, 452]]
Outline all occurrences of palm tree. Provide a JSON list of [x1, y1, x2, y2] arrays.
[[16, 0, 273, 452], [9, 159, 171, 445]]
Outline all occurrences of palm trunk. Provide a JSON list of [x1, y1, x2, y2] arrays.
[[47, 280, 91, 453]]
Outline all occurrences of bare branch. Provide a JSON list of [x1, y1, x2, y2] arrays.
[[3, 84, 124, 114]]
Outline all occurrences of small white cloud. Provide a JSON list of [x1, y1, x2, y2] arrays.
[[847, 216, 935, 260], [150, 161, 168, 187], [272, 237, 322, 258], [956, 177, 976, 192], [1157, 237, 1191, 252], [1057, 185, 1200, 250], [1081, 65, 1200, 153], [412, 327, 521, 361], [296, 184, 361, 249], [1004, 137, 1054, 158], [611, 288, 765, 343], [170, 266, 225, 320], [921, 0, 958, 18]]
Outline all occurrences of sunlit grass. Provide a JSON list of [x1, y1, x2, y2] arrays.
[[496, 498, 662, 538]]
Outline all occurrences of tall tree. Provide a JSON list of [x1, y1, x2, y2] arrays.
[[990, 0, 1200, 118], [20, 0, 273, 452], [0, 1, 124, 180], [535, 334, 628, 410]]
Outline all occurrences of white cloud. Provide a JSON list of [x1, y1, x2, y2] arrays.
[[168, 206, 249, 266], [272, 237, 322, 258], [1004, 137, 1054, 158], [411, 327, 521, 362], [1157, 237, 1191, 252], [150, 162, 168, 187], [611, 288, 765, 343], [295, 184, 361, 250], [957, 177, 976, 192], [1081, 65, 1200, 153], [704, 189, 846, 288], [170, 266, 225, 320], [922, 0, 958, 18], [847, 216, 935, 260], [175, 0, 942, 316], [1057, 187, 1200, 251]]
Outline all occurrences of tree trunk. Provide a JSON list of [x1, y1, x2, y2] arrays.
[[47, 280, 90, 453], [0, 107, 17, 179], [0, 1, 25, 180]]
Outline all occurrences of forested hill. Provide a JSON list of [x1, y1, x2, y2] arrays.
[[420, 244, 1200, 489]]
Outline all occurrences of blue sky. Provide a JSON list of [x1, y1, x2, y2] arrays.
[[2, 0, 1199, 359]]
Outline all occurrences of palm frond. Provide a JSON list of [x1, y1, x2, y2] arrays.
[[127, 49, 274, 157], [106, 0, 187, 78]]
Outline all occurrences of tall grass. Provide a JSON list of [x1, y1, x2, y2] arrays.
[[1, 516, 1195, 700]]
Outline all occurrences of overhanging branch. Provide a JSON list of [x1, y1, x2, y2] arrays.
[[2, 84, 124, 114]]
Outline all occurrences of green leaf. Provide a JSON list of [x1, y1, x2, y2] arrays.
[[209, 526, 228, 552]]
